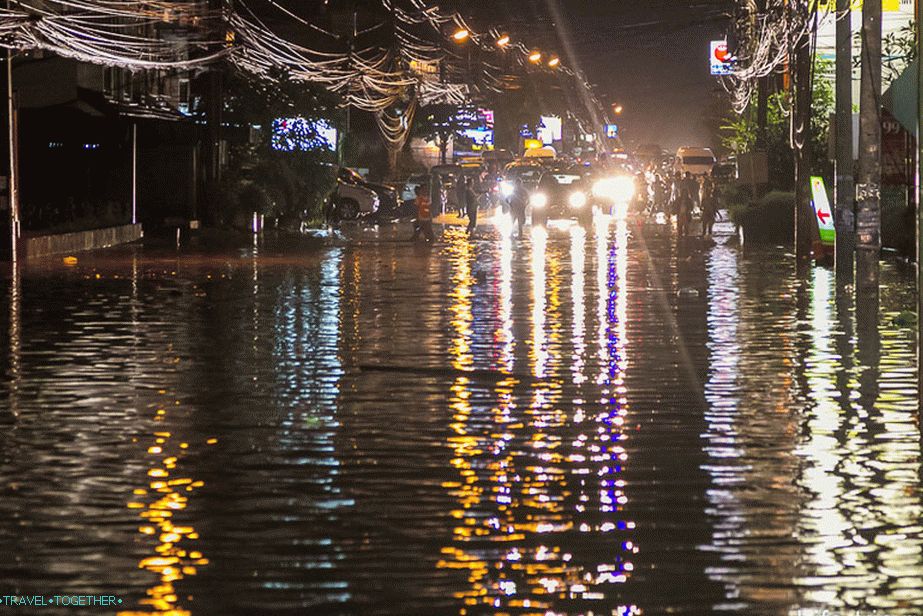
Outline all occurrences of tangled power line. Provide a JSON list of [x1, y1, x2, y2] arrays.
[[0, 0, 607, 147]]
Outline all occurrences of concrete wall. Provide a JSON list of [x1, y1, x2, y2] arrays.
[[23, 224, 143, 260]]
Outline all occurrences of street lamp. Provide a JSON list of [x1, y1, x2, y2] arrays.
[[528, 51, 542, 63], [452, 28, 469, 42], [612, 103, 623, 115], [548, 56, 560, 68], [496, 34, 510, 47]]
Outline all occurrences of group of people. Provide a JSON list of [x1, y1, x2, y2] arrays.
[[412, 172, 531, 243], [638, 168, 720, 238]]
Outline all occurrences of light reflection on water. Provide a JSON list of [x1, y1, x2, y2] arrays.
[[0, 220, 920, 614]]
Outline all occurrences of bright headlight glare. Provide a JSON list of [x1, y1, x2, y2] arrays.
[[612, 176, 635, 202], [594, 176, 635, 202], [530, 192, 548, 208], [568, 191, 587, 208], [500, 181, 514, 198]]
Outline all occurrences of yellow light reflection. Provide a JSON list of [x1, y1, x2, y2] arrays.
[[118, 392, 207, 616]]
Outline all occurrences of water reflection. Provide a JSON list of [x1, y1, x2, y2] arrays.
[[118, 397, 209, 616], [0, 224, 920, 615], [701, 231, 923, 612], [437, 219, 640, 614]]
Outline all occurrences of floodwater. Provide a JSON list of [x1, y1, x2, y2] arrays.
[[0, 215, 921, 615]]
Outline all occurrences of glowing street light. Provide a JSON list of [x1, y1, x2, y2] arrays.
[[453, 28, 469, 42], [496, 34, 510, 47], [528, 51, 542, 63], [612, 103, 624, 115], [548, 56, 560, 68]]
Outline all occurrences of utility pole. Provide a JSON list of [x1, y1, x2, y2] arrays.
[[856, 0, 882, 294], [916, 0, 923, 410], [131, 123, 138, 225], [793, 6, 815, 264], [754, 1, 768, 157], [341, 5, 356, 167], [835, 0, 855, 284], [203, 0, 224, 225], [756, 76, 768, 152]]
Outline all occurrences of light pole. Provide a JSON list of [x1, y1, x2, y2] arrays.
[[6, 0, 19, 264]]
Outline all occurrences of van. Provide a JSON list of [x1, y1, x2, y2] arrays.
[[674, 147, 716, 176]]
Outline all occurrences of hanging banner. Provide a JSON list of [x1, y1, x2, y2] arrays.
[[810, 176, 836, 246]]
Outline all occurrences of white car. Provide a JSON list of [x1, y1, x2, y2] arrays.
[[333, 168, 380, 219]]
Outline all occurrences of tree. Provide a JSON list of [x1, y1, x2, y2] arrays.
[[720, 57, 834, 190], [414, 103, 479, 164], [218, 70, 341, 227]]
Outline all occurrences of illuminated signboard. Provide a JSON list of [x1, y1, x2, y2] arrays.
[[710, 40, 734, 76], [271, 118, 338, 152], [453, 107, 495, 154], [538, 115, 562, 144], [605, 124, 619, 139], [810, 176, 835, 246]]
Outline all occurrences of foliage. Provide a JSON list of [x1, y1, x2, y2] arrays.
[[854, 22, 916, 88], [720, 57, 834, 190], [218, 70, 340, 228], [729, 190, 795, 243], [413, 103, 479, 162]]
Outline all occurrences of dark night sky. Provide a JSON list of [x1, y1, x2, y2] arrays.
[[451, 0, 734, 151], [258, 0, 734, 151]]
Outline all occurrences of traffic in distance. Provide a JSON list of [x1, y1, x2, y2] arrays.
[[322, 144, 725, 240]]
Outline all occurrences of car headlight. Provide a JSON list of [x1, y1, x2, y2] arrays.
[[612, 176, 635, 202], [530, 192, 548, 208], [500, 181, 514, 198], [568, 191, 587, 209]]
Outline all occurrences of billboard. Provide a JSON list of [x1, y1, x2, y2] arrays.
[[453, 107, 495, 155], [605, 124, 619, 139], [710, 40, 734, 76], [271, 118, 338, 152], [537, 115, 562, 144]]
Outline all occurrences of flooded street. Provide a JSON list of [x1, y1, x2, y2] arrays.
[[1, 217, 921, 615]]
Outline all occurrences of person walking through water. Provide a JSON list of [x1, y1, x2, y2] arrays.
[[464, 177, 479, 235], [677, 172, 697, 239], [455, 174, 467, 218], [700, 171, 717, 237], [509, 177, 529, 238], [412, 183, 435, 242]]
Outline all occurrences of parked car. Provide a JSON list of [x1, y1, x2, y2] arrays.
[[401, 174, 430, 203], [364, 180, 400, 213], [331, 167, 379, 220]]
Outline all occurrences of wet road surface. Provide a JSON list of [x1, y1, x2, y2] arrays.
[[1, 216, 921, 615]]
